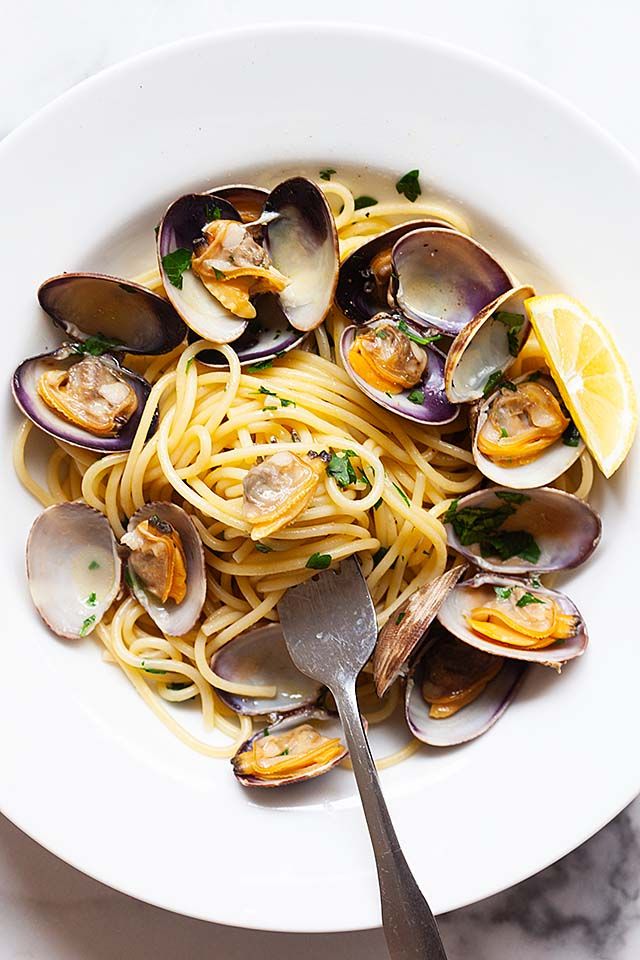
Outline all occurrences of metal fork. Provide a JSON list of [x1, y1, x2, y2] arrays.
[[277, 557, 448, 960]]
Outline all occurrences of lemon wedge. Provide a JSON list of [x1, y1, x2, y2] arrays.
[[524, 294, 637, 477]]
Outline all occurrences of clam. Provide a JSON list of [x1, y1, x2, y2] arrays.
[[26, 502, 121, 640], [157, 193, 255, 343], [444, 286, 534, 403], [210, 623, 323, 716], [121, 502, 205, 636], [335, 220, 454, 325], [38, 273, 186, 355], [263, 177, 339, 331], [339, 314, 459, 425], [390, 227, 512, 335], [13, 347, 154, 453], [242, 451, 327, 540], [206, 184, 268, 223], [232, 707, 347, 788], [372, 566, 524, 746], [443, 486, 601, 574], [405, 626, 526, 746], [472, 371, 584, 488], [437, 573, 588, 670]]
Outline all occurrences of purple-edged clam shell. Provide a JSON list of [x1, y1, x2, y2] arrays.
[[192, 294, 306, 368], [444, 486, 601, 574], [27, 502, 121, 640], [211, 623, 323, 715], [206, 184, 268, 223], [123, 502, 205, 636], [471, 372, 585, 489], [157, 192, 248, 343], [340, 316, 459, 425], [437, 573, 588, 669], [391, 228, 512, 335], [335, 219, 454, 325], [264, 177, 339, 332], [444, 285, 534, 403], [405, 630, 526, 746], [38, 273, 186, 355], [232, 707, 348, 788], [12, 348, 155, 453]]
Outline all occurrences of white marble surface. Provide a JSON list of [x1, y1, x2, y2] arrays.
[[2, 2, 640, 957]]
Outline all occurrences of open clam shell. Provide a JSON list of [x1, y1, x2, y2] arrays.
[[444, 486, 601, 574], [405, 627, 526, 746], [232, 707, 348, 788], [157, 193, 249, 343], [335, 220, 454, 325], [26, 502, 121, 640], [391, 228, 512, 335], [373, 564, 468, 696], [444, 285, 534, 403], [471, 372, 585, 488], [38, 273, 186, 355], [437, 573, 588, 669], [210, 623, 323, 716], [123, 502, 205, 636], [264, 177, 339, 331], [12, 348, 154, 453], [191, 294, 307, 368], [206, 184, 268, 223], [339, 315, 459, 425]]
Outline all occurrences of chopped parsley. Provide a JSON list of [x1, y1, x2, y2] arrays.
[[500, 427, 509, 438], [392, 482, 410, 507], [162, 248, 192, 289], [85, 592, 97, 607], [529, 575, 542, 588], [257, 385, 296, 407], [213, 267, 226, 281], [495, 491, 530, 505], [395, 169, 421, 202], [88, 560, 100, 571], [71, 334, 123, 357], [327, 450, 358, 488], [248, 359, 274, 371], [483, 370, 505, 397], [373, 497, 383, 510], [527, 371, 542, 382], [358, 468, 371, 487], [319, 168, 336, 181], [395, 611, 406, 625], [79, 615, 96, 637], [306, 552, 331, 570], [443, 499, 541, 564], [255, 543, 273, 553], [206, 203, 222, 221], [407, 389, 424, 405], [185, 357, 195, 371], [562, 422, 582, 447], [495, 310, 525, 357], [372, 546, 389, 565], [375, 329, 388, 339], [279, 748, 290, 756], [263, 727, 270, 737], [140, 660, 167, 675], [354, 195, 378, 210], [397, 318, 441, 345], [168, 682, 190, 691], [494, 586, 513, 600], [515, 592, 545, 608]]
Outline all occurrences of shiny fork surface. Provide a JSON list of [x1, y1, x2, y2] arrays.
[[277, 557, 448, 960]]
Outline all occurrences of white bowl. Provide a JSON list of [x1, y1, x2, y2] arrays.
[[1, 23, 638, 933]]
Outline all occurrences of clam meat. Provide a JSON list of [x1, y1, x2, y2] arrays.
[[242, 451, 327, 540]]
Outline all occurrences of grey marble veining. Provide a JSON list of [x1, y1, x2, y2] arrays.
[[2, 2, 639, 957]]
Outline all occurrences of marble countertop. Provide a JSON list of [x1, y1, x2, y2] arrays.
[[2, 2, 639, 957]]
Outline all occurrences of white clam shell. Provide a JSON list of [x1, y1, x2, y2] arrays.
[[26, 502, 121, 640]]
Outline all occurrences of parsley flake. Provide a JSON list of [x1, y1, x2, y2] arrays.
[[248, 359, 274, 371], [443, 500, 541, 563], [392, 482, 410, 507], [71, 334, 123, 357], [516, 592, 545, 608], [141, 660, 167, 675], [319, 168, 336, 181], [500, 427, 509, 438], [397, 319, 441, 345], [562, 422, 582, 447], [79, 615, 96, 637], [407, 389, 424, 405], [88, 560, 100, 571], [494, 310, 525, 357], [483, 370, 505, 397], [255, 543, 273, 553], [494, 586, 513, 600], [354, 195, 378, 210], [495, 491, 530, 505], [162, 248, 192, 289], [306, 553, 331, 570], [327, 450, 358, 488], [86, 592, 97, 607], [372, 546, 389, 565], [396, 169, 421, 202], [395, 611, 406, 625]]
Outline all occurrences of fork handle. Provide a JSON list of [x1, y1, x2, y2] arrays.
[[332, 682, 448, 960]]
